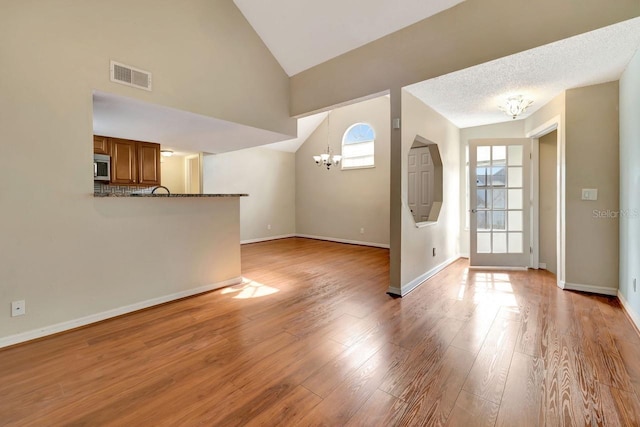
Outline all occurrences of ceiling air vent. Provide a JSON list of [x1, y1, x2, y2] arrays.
[[110, 60, 152, 91]]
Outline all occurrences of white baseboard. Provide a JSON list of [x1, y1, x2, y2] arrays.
[[618, 290, 640, 333], [296, 234, 390, 249], [468, 266, 527, 271], [459, 253, 470, 259], [560, 281, 618, 296], [0, 277, 242, 349], [538, 262, 547, 269], [241, 234, 295, 244], [387, 256, 460, 297]]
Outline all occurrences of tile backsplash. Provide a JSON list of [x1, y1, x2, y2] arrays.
[[94, 183, 154, 195]]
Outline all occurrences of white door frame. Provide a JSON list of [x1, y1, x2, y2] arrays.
[[469, 138, 531, 268], [526, 115, 565, 290]]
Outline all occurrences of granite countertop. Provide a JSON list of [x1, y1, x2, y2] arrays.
[[94, 193, 248, 198]]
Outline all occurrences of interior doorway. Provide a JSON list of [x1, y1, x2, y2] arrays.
[[538, 130, 558, 274]]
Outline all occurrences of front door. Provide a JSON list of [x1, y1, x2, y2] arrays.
[[469, 139, 531, 267]]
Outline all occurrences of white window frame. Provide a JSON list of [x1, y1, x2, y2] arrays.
[[341, 123, 375, 170]]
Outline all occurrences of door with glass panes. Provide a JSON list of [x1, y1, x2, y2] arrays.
[[469, 139, 531, 267]]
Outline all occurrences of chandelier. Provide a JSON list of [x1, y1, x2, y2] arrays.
[[313, 113, 341, 170], [499, 95, 533, 119]]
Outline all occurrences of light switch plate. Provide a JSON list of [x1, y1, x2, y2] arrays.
[[581, 188, 598, 201]]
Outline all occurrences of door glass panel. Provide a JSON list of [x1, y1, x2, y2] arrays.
[[492, 211, 506, 230], [478, 146, 491, 164], [492, 146, 507, 166], [493, 233, 507, 253], [477, 189, 489, 209], [477, 233, 491, 253], [476, 167, 489, 187], [508, 167, 522, 188], [508, 211, 523, 231], [491, 167, 506, 187], [478, 211, 489, 230], [508, 232, 523, 253], [508, 145, 523, 166], [508, 189, 523, 209], [493, 189, 506, 209]]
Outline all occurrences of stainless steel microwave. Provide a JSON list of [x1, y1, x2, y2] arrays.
[[94, 154, 111, 182]]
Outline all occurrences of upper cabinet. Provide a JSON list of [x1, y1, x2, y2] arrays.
[[93, 135, 110, 155], [94, 135, 161, 186], [110, 138, 138, 184], [137, 142, 161, 185]]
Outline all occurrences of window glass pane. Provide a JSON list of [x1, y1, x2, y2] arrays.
[[477, 146, 491, 165], [508, 145, 523, 166], [344, 124, 375, 145], [477, 189, 489, 209], [508, 167, 523, 188], [342, 141, 374, 157], [492, 146, 507, 166], [493, 189, 506, 209], [477, 233, 491, 253], [476, 168, 489, 187], [343, 156, 374, 168], [493, 233, 507, 253], [508, 211, 523, 231], [508, 189, 523, 209], [508, 232, 523, 253], [492, 211, 506, 230], [477, 211, 489, 230], [491, 167, 506, 187]]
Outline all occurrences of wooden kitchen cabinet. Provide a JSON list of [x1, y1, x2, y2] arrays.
[[108, 137, 161, 186], [137, 142, 161, 185], [93, 135, 110, 155]]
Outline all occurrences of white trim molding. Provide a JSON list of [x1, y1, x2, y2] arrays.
[[538, 262, 547, 270], [0, 277, 242, 349], [387, 256, 460, 297], [618, 290, 640, 332], [560, 281, 618, 296], [468, 266, 527, 271], [241, 234, 295, 244], [296, 234, 390, 249]]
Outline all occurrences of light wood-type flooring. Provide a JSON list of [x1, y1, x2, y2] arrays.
[[2, 237, 640, 426]]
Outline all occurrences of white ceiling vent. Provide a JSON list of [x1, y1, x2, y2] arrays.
[[110, 60, 152, 91]]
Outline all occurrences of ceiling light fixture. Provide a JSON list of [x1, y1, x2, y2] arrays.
[[499, 95, 533, 119], [313, 112, 341, 170], [160, 149, 174, 157]]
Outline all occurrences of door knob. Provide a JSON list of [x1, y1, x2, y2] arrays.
[[471, 209, 478, 213]]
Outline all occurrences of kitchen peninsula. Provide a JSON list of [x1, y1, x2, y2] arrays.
[[94, 193, 248, 197]]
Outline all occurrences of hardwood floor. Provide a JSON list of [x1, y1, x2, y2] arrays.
[[1, 237, 640, 426]]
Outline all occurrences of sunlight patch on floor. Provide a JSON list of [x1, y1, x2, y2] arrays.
[[458, 269, 520, 310], [221, 278, 279, 299]]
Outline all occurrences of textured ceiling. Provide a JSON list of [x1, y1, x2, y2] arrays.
[[233, 0, 466, 76], [405, 18, 640, 129]]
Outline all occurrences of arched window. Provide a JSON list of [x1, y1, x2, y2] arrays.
[[341, 123, 375, 169]]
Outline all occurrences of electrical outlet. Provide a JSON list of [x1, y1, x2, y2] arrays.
[[11, 300, 25, 317], [267, 224, 271, 230], [360, 228, 365, 234], [432, 248, 436, 257]]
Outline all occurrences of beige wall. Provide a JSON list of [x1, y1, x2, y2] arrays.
[[296, 96, 391, 246], [564, 82, 619, 289], [161, 156, 186, 194], [203, 147, 296, 242], [619, 48, 640, 322], [398, 91, 460, 293], [0, 0, 292, 342], [539, 130, 558, 274]]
